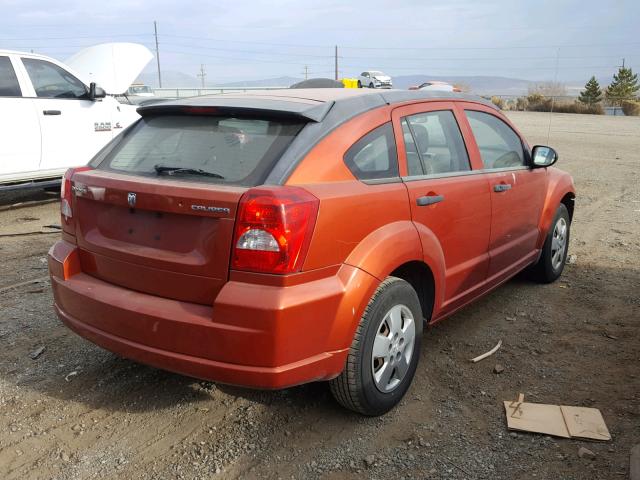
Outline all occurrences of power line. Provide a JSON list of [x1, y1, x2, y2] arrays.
[[160, 42, 333, 58], [339, 63, 625, 71], [160, 33, 330, 49], [155, 33, 640, 51], [161, 49, 333, 66], [0, 33, 152, 41]]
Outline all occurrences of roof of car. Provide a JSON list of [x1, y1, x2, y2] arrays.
[[132, 88, 500, 186], [137, 88, 497, 123]]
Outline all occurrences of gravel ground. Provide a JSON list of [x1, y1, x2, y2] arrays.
[[0, 111, 638, 480]]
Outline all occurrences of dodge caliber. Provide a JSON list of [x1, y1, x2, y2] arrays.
[[49, 89, 575, 415]]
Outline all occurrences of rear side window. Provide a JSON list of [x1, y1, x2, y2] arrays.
[[465, 110, 525, 169], [0, 56, 21, 97], [402, 110, 470, 176], [344, 123, 398, 180], [22, 58, 87, 99], [96, 115, 305, 186]]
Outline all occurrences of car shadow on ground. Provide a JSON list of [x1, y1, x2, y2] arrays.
[[0, 188, 58, 206]]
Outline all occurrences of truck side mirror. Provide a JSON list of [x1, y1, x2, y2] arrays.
[[88, 82, 106, 100]]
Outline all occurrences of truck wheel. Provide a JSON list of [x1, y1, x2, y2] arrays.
[[530, 204, 570, 283], [330, 277, 422, 415]]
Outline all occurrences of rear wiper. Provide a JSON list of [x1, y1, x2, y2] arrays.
[[154, 165, 224, 179]]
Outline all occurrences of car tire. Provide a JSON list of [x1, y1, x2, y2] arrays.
[[357, 80, 362, 88], [330, 276, 423, 416], [530, 204, 570, 283], [369, 82, 375, 89]]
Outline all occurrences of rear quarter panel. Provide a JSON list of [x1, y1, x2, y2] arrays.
[[285, 104, 422, 274]]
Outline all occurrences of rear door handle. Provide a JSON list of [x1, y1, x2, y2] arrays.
[[416, 194, 444, 206], [43, 110, 61, 115], [494, 183, 512, 192]]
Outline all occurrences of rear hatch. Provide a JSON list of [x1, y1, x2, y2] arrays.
[[71, 110, 308, 304]]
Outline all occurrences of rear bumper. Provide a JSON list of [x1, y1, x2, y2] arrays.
[[48, 240, 377, 389]]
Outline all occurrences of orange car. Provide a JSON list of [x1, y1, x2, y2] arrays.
[[48, 89, 575, 415]]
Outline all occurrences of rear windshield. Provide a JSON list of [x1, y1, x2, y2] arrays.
[[94, 115, 305, 186]]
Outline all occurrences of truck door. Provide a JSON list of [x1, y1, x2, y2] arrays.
[[0, 55, 41, 180], [20, 57, 115, 172]]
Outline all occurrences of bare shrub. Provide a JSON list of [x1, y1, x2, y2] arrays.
[[528, 81, 568, 97], [491, 96, 505, 109], [515, 97, 528, 111], [621, 100, 640, 116], [554, 102, 604, 115]]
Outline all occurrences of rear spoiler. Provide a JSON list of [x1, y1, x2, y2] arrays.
[[137, 98, 335, 123]]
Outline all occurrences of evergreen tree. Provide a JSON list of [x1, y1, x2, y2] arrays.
[[578, 76, 603, 105], [605, 67, 640, 105]]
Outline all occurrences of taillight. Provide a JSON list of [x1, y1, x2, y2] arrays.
[[61, 166, 91, 234], [232, 186, 319, 274]]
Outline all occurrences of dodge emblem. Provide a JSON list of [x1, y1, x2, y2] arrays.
[[127, 192, 137, 207]]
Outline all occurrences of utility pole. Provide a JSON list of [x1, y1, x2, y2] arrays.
[[197, 64, 207, 88], [154, 21, 162, 88], [621, 58, 626, 68], [302, 65, 309, 80], [334, 45, 338, 80]]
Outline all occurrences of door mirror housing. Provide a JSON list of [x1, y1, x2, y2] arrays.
[[531, 145, 558, 168], [88, 82, 106, 100]]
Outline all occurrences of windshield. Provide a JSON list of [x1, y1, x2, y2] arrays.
[[94, 115, 305, 186]]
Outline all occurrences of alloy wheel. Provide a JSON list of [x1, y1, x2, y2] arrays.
[[551, 217, 568, 270], [371, 304, 416, 393]]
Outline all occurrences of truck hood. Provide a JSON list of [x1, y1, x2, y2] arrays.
[[65, 43, 153, 95]]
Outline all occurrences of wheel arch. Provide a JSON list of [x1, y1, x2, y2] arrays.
[[344, 220, 445, 321], [536, 170, 576, 249], [561, 191, 575, 222], [390, 261, 436, 323]]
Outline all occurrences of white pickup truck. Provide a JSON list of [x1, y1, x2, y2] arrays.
[[0, 43, 152, 190]]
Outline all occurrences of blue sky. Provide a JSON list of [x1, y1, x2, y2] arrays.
[[1, 0, 638, 85]]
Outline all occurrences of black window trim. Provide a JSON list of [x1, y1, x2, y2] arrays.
[[400, 108, 472, 180], [464, 108, 530, 170]]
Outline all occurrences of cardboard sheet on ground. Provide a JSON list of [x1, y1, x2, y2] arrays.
[[504, 394, 611, 441]]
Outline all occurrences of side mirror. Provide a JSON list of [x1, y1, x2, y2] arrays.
[[88, 82, 106, 100], [531, 145, 558, 168]]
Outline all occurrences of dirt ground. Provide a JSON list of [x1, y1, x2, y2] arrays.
[[0, 111, 638, 480]]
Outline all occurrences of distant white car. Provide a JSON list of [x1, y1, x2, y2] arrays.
[[127, 84, 155, 97], [357, 71, 393, 89], [0, 43, 152, 189], [410, 81, 462, 92]]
